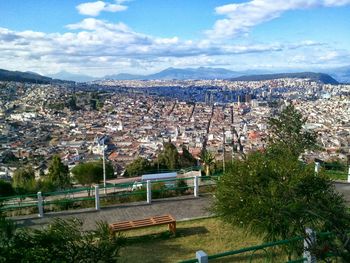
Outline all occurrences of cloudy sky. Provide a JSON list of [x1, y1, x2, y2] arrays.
[[0, 0, 349, 77]]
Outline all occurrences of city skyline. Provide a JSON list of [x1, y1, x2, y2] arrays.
[[0, 0, 350, 77]]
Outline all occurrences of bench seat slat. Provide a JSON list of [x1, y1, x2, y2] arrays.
[[109, 214, 176, 234]]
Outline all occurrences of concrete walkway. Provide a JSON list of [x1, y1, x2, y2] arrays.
[[13, 195, 213, 230]]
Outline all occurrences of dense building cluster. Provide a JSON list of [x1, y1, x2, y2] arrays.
[[0, 78, 349, 180]]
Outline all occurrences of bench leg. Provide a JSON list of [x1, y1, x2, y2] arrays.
[[168, 222, 176, 234]]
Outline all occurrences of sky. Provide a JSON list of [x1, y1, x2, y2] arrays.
[[0, 0, 349, 77]]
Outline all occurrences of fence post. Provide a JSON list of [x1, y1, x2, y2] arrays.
[[314, 162, 320, 175], [95, 185, 100, 210], [348, 165, 350, 183], [194, 176, 199, 197], [196, 250, 208, 263], [147, 180, 152, 204], [303, 228, 317, 263], [37, 191, 44, 218]]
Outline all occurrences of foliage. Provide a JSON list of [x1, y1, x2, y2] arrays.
[[268, 104, 318, 158], [1, 151, 18, 164], [0, 180, 15, 197], [47, 155, 71, 190], [213, 105, 350, 260], [71, 160, 114, 187], [124, 157, 151, 177], [0, 217, 124, 263], [175, 179, 188, 195], [157, 142, 180, 170], [179, 146, 197, 168], [200, 150, 215, 176], [66, 95, 78, 111], [12, 166, 36, 194]]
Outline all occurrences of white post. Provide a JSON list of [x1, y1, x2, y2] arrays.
[[314, 162, 320, 175], [196, 250, 208, 263], [347, 165, 350, 183], [147, 180, 152, 204], [303, 228, 317, 263], [102, 147, 106, 194], [194, 176, 199, 197], [37, 191, 44, 218], [95, 185, 100, 210]]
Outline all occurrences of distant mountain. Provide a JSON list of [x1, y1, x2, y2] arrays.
[[105, 67, 243, 80], [323, 66, 350, 83], [230, 72, 338, 85], [146, 67, 242, 80], [104, 73, 144, 80], [0, 69, 53, 84], [48, 71, 95, 82]]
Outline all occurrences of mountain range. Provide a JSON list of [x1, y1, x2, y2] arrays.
[[1, 66, 349, 84]]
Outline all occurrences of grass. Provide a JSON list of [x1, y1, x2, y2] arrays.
[[324, 170, 348, 181], [119, 217, 289, 263]]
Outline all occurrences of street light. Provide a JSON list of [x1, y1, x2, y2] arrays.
[[98, 135, 107, 194]]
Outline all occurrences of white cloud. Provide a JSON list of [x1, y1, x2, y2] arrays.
[[77, 0, 127, 16], [208, 0, 350, 39], [0, 13, 346, 76]]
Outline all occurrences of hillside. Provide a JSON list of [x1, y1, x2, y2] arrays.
[[231, 72, 338, 84], [0, 69, 72, 84]]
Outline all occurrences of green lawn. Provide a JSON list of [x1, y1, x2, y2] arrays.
[[119, 217, 288, 263], [324, 170, 348, 181]]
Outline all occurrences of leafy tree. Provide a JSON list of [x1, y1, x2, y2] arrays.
[[12, 166, 36, 194], [71, 161, 114, 189], [47, 155, 71, 190], [0, 180, 15, 197], [268, 104, 318, 158], [200, 150, 215, 176], [157, 142, 180, 170], [213, 106, 350, 260], [0, 217, 124, 263], [67, 95, 78, 111], [1, 151, 18, 164], [124, 157, 151, 177], [179, 146, 197, 168]]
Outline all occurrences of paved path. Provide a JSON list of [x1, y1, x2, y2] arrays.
[[13, 195, 213, 230]]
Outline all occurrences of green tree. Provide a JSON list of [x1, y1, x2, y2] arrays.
[[0, 180, 15, 197], [200, 150, 215, 176], [12, 166, 36, 194], [71, 161, 114, 189], [179, 146, 197, 168], [47, 155, 71, 190], [157, 142, 180, 170], [268, 104, 318, 158], [124, 157, 151, 177], [213, 106, 350, 260], [0, 217, 124, 263]]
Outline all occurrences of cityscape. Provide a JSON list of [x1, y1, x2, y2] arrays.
[[1, 0, 350, 262]]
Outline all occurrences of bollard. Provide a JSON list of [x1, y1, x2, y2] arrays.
[[194, 176, 199, 197], [37, 191, 44, 218], [147, 180, 152, 204], [196, 250, 208, 263], [348, 166, 350, 183], [95, 185, 100, 210], [303, 228, 317, 263], [314, 162, 320, 175]]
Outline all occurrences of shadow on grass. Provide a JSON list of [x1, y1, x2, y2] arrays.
[[125, 226, 209, 245]]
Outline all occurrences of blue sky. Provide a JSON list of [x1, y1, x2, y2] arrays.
[[0, 0, 349, 76]]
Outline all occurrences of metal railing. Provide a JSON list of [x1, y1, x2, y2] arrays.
[[0, 174, 216, 216]]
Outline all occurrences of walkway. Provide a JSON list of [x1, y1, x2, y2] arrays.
[[13, 195, 213, 230]]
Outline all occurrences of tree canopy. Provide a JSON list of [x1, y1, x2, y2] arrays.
[[12, 166, 36, 194], [71, 160, 114, 187], [47, 155, 71, 190], [267, 104, 318, 158], [213, 105, 350, 260], [124, 157, 151, 177]]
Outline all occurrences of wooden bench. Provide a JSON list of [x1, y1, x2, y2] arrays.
[[109, 214, 176, 235]]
